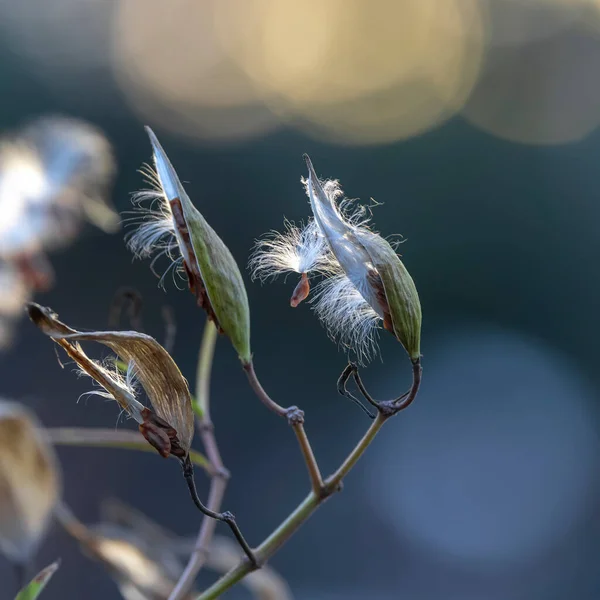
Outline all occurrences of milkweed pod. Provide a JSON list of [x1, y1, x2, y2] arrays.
[[0, 401, 61, 564], [27, 303, 194, 458], [142, 128, 251, 363], [356, 230, 422, 361]]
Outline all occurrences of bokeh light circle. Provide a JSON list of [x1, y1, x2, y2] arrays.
[[366, 326, 600, 566], [216, 0, 487, 145]]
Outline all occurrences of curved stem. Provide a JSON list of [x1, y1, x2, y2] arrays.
[[243, 359, 324, 494], [242, 360, 288, 417], [338, 358, 421, 412], [196, 415, 387, 599], [170, 321, 256, 600], [196, 358, 423, 600], [180, 457, 257, 568], [45, 427, 211, 474], [394, 359, 422, 411]]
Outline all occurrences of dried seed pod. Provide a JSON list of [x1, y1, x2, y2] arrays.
[[27, 303, 194, 457], [0, 401, 61, 564]]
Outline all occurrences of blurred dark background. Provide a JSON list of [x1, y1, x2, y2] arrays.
[[2, 0, 600, 598]]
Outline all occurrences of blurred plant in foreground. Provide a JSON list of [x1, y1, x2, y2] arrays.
[[6, 127, 422, 599], [0, 401, 60, 589], [0, 115, 118, 348]]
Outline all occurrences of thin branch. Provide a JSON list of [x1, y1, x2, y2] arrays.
[[54, 502, 95, 545], [170, 477, 226, 597], [323, 413, 386, 491], [207, 536, 294, 600], [45, 427, 211, 474], [337, 359, 422, 413], [180, 456, 257, 568], [242, 360, 288, 418], [196, 360, 423, 599], [291, 423, 324, 495], [336, 363, 376, 418], [195, 320, 218, 421], [169, 320, 253, 600], [243, 359, 324, 495]]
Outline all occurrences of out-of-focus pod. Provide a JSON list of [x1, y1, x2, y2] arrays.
[[0, 115, 118, 259], [0, 401, 61, 566], [0, 260, 32, 348], [0, 115, 118, 349]]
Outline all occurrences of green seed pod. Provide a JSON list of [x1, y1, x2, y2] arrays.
[[358, 232, 422, 361], [144, 128, 251, 363]]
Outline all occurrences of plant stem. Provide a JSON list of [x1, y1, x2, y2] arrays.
[[196, 360, 423, 599], [197, 493, 320, 600], [291, 423, 324, 494], [243, 360, 324, 494], [45, 427, 210, 474], [196, 320, 218, 419], [195, 417, 386, 600], [170, 321, 254, 600], [242, 360, 287, 417], [323, 412, 386, 491], [180, 457, 257, 568]]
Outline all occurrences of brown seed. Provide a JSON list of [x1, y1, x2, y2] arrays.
[[290, 272, 310, 307]]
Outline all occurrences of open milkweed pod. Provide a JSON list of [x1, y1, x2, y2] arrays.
[[304, 155, 421, 362], [250, 154, 421, 364], [0, 401, 61, 565], [26, 303, 194, 459], [126, 127, 251, 363]]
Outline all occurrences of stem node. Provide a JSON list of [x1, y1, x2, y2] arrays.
[[284, 406, 304, 426]]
